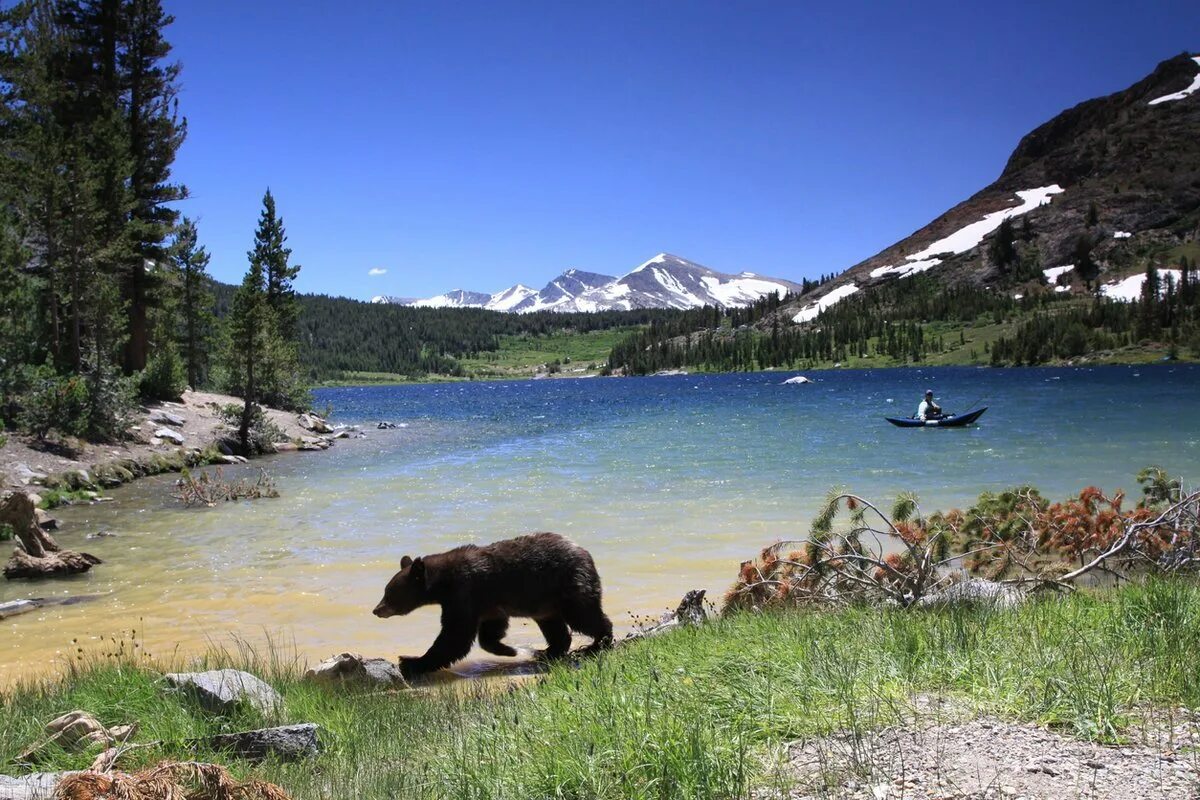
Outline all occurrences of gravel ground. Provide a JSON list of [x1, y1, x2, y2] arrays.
[[778, 706, 1200, 799]]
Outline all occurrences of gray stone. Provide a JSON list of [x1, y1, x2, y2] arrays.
[[206, 723, 321, 762], [163, 669, 281, 715], [11, 464, 47, 486], [917, 578, 1028, 609], [0, 774, 73, 800], [148, 409, 186, 427], [305, 652, 405, 686], [154, 427, 185, 445], [296, 413, 332, 434], [0, 599, 42, 620]]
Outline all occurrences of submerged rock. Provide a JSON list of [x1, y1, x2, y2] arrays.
[[0, 599, 41, 620], [206, 723, 321, 762], [163, 669, 281, 715]]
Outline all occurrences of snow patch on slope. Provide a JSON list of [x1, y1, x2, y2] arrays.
[[793, 283, 859, 323], [1043, 264, 1074, 282], [869, 186, 1063, 281], [1148, 57, 1200, 105], [1100, 269, 1183, 302]]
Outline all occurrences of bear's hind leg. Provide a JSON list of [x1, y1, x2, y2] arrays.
[[478, 617, 518, 657], [564, 600, 614, 654], [535, 617, 572, 659]]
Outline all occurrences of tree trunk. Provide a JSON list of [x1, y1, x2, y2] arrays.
[[2, 492, 102, 580]]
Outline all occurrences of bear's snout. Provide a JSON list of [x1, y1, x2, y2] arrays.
[[372, 601, 396, 618]]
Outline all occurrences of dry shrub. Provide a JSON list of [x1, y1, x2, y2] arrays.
[[56, 761, 291, 800], [725, 468, 1200, 611]]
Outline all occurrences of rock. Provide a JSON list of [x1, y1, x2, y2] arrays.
[[163, 669, 281, 715], [273, 442, 298, 453], [782, 375, 812, 384], [219, 455, 249, 465], [0, 773, 73, 800], [916, 578, 1029, 609], [216, 438, 234, 456], [85, 530, 117, 540], [296, 413, 332, 434], [148, 409, 186, 427], [0, 599, 42, 620], [377, 421, 398, 429], [11, 464, 47, 486], [305, 652, 405, 686], [154, 427, 185, 445], [206, 723, 321, 762], [32, 509, 56, 530]]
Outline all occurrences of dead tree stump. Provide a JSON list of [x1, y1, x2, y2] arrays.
[[2, 493, 101, 580]]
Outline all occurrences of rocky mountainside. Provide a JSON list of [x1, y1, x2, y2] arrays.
[[781, 52, 1200, 325], [375, 254, 804, 313]]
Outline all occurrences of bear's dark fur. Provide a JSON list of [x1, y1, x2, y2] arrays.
[[373, 532, 613, 677]]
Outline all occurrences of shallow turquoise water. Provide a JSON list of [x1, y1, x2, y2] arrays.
[[3, 365, 1198, 679]]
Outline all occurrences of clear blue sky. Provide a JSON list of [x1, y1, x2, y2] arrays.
[[164, 1, 1196, 300]]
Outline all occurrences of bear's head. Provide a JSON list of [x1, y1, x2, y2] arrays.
[[373, 555, 429, 618]]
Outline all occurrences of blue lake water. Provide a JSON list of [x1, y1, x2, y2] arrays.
[[4, 365, 1199, 679]]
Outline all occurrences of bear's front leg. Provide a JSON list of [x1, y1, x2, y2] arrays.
[[399, 604, 477, 679]]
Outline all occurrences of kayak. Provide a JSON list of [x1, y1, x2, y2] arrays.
[[885, 407, 987, 428]]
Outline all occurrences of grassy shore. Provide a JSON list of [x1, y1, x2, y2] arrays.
[[3, 579, 1199, 799]]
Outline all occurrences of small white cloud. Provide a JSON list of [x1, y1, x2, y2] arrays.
[[368, 268, 387, 276]]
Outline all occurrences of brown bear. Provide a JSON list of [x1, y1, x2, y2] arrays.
[[373, 532, 613, 678]]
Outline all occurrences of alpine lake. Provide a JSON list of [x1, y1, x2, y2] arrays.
[[3, 365, 1199, 683]]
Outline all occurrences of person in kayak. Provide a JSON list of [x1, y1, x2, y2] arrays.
[[917, 389, 943, 420]]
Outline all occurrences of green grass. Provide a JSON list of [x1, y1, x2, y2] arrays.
[[4, 580, 1200, 798], [459, 328, 638, 379]]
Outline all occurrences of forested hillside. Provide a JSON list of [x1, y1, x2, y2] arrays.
[[606, 259, 1200, 374], [294, 292, 684, 380]]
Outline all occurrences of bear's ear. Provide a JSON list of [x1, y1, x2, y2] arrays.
[[410, 557, 425, 580], [400, 555, 413, 570]]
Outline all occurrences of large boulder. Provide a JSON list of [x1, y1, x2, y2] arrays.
[[206, 723, 321, 762], [162, 669, 281, 715], [148, 409, 186, 427], [305, 652, 405, 686], [296, 413, 332, 434], [154, 428, 185, 446]]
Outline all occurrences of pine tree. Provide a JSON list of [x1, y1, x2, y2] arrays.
[[247, 189, 306, 410], [118, 0, 186, 373], [225, 250, 270, 454], [173, 217, 214, 389], [989, 217, 1017, 272], [251, 189, 301, 342]]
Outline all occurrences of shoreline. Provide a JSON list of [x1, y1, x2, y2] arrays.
[[310, 353, 1197, 388], [0, 390, 345, 500]]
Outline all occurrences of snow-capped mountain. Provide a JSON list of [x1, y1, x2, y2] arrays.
[[564, 253, 803, 312], [373, 255, 803, 314], [509, 269, 616, 313]]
